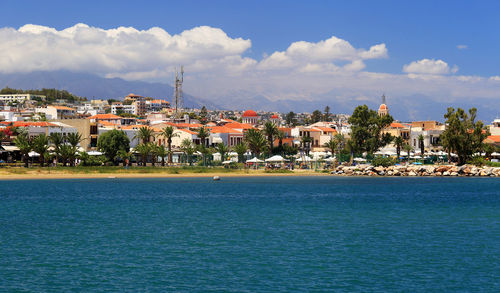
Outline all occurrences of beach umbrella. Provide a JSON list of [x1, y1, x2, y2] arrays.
[[296, 156, 313, 162], [88, 151, 103, 156], [323, 157, 336, 162], [411, 155, 422, 159], [491, 152, 500, 157], [28, 151, 40, 157], [246, 157, 264, 163], [353, 157, 367, 162], [265, 155, 287, 162], [383, 151, 397, 156], [222, 160, 233, 164]]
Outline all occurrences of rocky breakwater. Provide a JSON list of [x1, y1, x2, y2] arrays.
[[331, 164, 500, 177]]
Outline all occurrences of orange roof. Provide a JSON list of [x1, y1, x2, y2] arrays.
[[98, 121, 118, 127], [50, 105, 75, 111], [271, 114, 279, 119], [120, 124, 150, 130], [391, 122, 405, 128], [208, 126, 242, 134], [486, 135, 500, 143], [221, 118, 237, 123], [379, 104, 387, 110], [314, 127, 337, 133], [177, 128, 197, 135], [2, 121, 58, 127], [242, 110, 258, 117], [88, 114, 122, 120], [224, 122, 254, 130]]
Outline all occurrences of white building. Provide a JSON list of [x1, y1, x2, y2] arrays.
[[0, 94, 45, 103]]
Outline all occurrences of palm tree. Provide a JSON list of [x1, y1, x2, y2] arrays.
[[394, 136, 404, 160], [156, 145, 168, 166], [418, 134, 425, 156], [215, 143, 230, 162], [49, 132, 64, 165], [323, 138, 338, 157], [115, 150, 133, 167], [233, 142, 247, 163], [300, 136, 312, 156], [32, 134, 50, 167], [161, 126, 178, 165], [66, 132, 83, 166], [13, 133, 32, 168], [180, 138, 195, 165], [403, 143, 413, 160], [196, 127, 210, 147], [134, 126, 154, 144], [149, 143, 160, 167], [244, 129, 267, 158], [263, 121, 278, 154], [135, 143, 151, 166], [277, 130, 286, 147], [59, 144, 74, 167]]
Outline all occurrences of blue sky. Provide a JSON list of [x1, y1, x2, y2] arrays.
[[0, 0, 499, 120], [1, 0, 499, 76]]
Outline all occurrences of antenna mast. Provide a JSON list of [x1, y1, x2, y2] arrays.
[[174, 66, 184, 114], [382, 93, 386, 105]]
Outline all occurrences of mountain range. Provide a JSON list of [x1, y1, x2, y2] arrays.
[[0, 71, 498, 122]]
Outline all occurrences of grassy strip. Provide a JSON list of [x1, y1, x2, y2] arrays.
[[0, 166, 249, 175]]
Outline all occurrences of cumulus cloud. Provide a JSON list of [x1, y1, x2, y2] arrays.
[[457, 44, 468, 50], [489, 76, 500, 81], [0, 23, 252, 76], [258, 36, 387, 71], [403, 58, 457, 75]]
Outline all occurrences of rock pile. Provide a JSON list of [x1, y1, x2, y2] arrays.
[[331, 164, 500, 177]]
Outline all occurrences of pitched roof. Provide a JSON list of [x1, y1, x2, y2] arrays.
[[50, 105, 75, 111], [224, 122, 254, 130], [314, 127, 337, 133], [1, 121, 59, 127], [208, 126, 242, 134], [390, 122, 405, 128], [486, 135, 500, 143], [177, 128, 197, 135], [88, 113, 122, 120]]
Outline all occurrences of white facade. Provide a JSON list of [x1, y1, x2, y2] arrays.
[[0, 94, 45, 103]]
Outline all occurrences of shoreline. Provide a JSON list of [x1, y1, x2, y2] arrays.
[[0, 169, 329, 180]]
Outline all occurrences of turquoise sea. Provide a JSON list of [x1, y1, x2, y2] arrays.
[[1, 177, 499, 292]]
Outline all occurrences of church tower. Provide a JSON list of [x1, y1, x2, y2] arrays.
[[378, 94, 389, 116]]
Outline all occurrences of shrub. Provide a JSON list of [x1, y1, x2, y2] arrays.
[[371, 156, 395, 167]]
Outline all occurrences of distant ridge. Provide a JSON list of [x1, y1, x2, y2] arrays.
[[0, 71, 220, 109]]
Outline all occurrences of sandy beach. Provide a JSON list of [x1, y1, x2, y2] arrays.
[[0, 168, 328, 180]]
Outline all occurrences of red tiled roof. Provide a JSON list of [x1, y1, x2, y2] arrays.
[[314, 127, 337, 133], [391, 122, 405, 128], [177, 128, 197, 135], [0, 121, 59, 127], [208, 126, 242, 134], [224, 122, 254, 130], [242, 110, 258, 117], [50, 106, 75, 111], [88, 114, 122, 120], [486, 135, 500, 143]]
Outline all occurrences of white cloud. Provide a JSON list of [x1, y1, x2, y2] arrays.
[[0, 23, 499, 111], [403, 59, 456, 75], [258, 36, 387, 71], [0, 23, 252, 76], [457, 44, 468, 50]]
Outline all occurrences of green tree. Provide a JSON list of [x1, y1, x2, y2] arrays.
[[348, 105, 394, 154], [311, 110, 322, 123], [403, 143, 413, 158], [200, 106, 208, 124], [233, 142, 247, 163], [300, 136, 312, 156], [196, 127, 210, 147], [393, 136, 404, 160], [418, 134, 425, 155], [323, 106, 331, 121], [156, 145, 168, 166], [244, 129, 267, 158], [13, 133, 32, 168], [49, 132, 64, 164], [32, 134, 50, 167], [441, 107, 489, 165], [285, 111, 297, 126], [134, 126, 154, 144], [115, 149, 132, 167], [59, 144, 74, 167], [161, 126, 178, 165], [97, 129, 130, 164], [263, 121, 278, 154], [215, 143, 230, 161], [135, 143, 151, 166], [181, 138, 195, 165], [66, 132, 83, 166]]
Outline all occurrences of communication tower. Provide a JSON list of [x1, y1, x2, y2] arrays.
[[174, 66, 184, 114]]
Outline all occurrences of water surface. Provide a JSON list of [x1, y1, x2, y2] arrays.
[[1, 177, 499, 291]]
